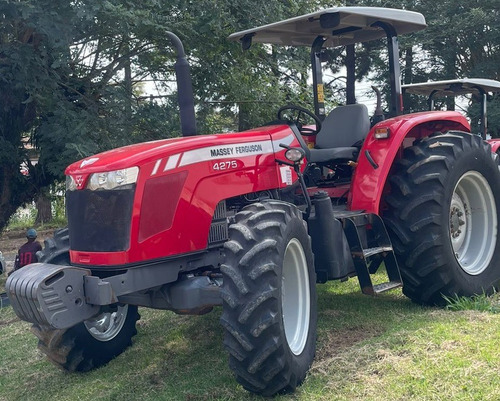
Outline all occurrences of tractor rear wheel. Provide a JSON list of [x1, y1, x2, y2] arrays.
[[220, 201, 317, 396], [32, 228, 140, 371], [384, 131, 500, 305]]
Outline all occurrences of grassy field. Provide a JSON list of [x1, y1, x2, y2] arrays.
[[2, 274, 500, 401]]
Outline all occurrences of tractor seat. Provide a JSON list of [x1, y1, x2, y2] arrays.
[[308, 104, 370, 163]]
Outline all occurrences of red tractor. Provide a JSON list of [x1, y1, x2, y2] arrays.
[[7, 7, 500, 396]]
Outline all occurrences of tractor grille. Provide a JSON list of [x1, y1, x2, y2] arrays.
[[208, 201, 228, 246], [66, 186, 135, 252]]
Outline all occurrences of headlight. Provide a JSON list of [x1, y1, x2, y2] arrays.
[[87, 167, 139, 190], [66, 175, 77, 191]]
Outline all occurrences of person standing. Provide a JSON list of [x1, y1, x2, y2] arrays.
[[13, 228, 42, 271]]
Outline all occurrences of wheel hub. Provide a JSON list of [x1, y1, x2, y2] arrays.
[[84, 304, 129, 342], [449, 171, 497, 275], [449, 193, 468, 250]]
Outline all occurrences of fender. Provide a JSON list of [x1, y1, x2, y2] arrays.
[[349, 111, 470, 214], [487, 138, 500, 154]]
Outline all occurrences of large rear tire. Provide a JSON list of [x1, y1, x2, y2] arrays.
[[32, 228, 140, 371], [220, 201, 317, 396], [384, 132, 500, 305]]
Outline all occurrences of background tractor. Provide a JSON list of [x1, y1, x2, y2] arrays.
[[402, 78, 500, 138], [402, 78, 500, 151], [7, 6, 500, 397]]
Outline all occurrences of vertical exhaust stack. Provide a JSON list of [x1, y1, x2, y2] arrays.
[[166, 32, 197, 137]]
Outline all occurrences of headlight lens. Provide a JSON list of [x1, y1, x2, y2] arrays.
[[87, 167, 139, 190], [285, 148, 305, 163], [66, 175, 77, 191]]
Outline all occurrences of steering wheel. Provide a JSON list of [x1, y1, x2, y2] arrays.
[[277, 104, 322, 136]]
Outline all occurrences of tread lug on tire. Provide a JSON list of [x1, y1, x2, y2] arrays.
[[384, 131, 500, 305], [221, 201, 317, 396]]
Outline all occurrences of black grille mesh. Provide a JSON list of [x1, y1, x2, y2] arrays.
[[67, 187, 135, 252], [208, 201, 228, 246]]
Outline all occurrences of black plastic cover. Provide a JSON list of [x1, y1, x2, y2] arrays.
[[67, 186, 135, 252]]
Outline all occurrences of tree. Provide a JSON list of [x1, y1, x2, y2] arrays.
[[1, 0, 333, 231], [0, 0, 184, 231], [175, 0, 327, 132]]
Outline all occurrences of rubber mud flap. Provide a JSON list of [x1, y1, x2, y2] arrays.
[[6, 263, 99, 329]]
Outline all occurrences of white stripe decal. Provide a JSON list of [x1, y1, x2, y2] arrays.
[[272, 133, 295, 152], [179, 140, 275, 167], [164, 154, 180, 171], [151, 159, 161, 175]]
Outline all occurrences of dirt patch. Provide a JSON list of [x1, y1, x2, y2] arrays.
[[0, 317, 20, 327], [0, 229, 56, 274], [315, 325, 385, 363]]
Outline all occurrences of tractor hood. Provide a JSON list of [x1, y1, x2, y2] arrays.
[[64, 124, 296, 265], [65, 125, 294, 177], [66, 136, 204, 175]]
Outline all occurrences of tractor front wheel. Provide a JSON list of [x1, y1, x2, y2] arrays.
[[220, 201, 317, 396], [384, 131, 500, 305], [32, 228, 140, 371]]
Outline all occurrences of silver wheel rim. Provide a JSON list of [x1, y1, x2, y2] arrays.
[[282, 238, 310, 356], [84, 304, 129, 342], [450, 171, 497, 275]]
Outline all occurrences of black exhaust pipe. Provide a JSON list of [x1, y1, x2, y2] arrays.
[[166, 32, 197, 136]]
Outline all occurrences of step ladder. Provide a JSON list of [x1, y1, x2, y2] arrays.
[[339, 212, 402, 295]]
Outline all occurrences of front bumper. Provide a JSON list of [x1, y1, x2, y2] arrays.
[[6, 250, 223, 329], [6, 264, 99, 329]]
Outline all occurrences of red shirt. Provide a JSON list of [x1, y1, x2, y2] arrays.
[[17, 240, 42, 268]]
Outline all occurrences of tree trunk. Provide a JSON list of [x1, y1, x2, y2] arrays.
[[403, 47, 413, 85], [238, 103, 251, 132], [35, 192, 52, 225], [443, 50, 456, 111], [346, 44, 356, 104], [0, 165, 37, 232], [124, 43, 133, 137], [403, 47, 414, 111]]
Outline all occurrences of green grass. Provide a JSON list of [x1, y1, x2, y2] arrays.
[[443, 291, 500, 313], [2, 274, 500, 400], [5, 214, 67, 232]]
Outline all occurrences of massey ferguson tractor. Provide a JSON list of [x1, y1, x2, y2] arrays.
[[7, 7, 500, 396]]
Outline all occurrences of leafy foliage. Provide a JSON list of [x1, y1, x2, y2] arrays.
[[2, 0, 500, 231], [1, 0, 174, 230], [0, 0, 333, 230]]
